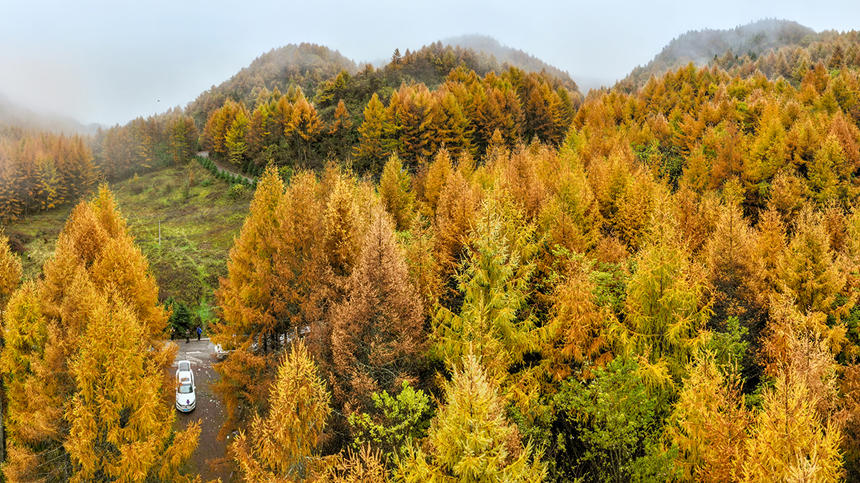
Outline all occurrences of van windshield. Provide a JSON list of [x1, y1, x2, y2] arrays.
[[178, 383, 193, 394]]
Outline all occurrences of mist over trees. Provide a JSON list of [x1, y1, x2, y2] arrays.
[[618, 19, 816, 90]]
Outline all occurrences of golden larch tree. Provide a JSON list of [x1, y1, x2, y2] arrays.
[[0, 232, 21, 308], [1, 186, 196, 481], [378, 155, 415, 231], [397, 354, 545, 482], [65, 297, 199, 482], [669, 353, 750, 482], [329, 208, 425, 413], [231, 341, 331, 481], [214, 166, 287, 436]]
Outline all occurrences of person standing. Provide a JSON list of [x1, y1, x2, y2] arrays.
[[196, 325, 202, 341]]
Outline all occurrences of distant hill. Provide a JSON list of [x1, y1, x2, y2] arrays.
[[618, 19, 817, 91], [186, 43, 358, 124], [186, 39, 582, 128], [0, 93, 99, 135], [707, 29, 860, 83], [442, 35, 578, 90], [369, 40, 579, 93]]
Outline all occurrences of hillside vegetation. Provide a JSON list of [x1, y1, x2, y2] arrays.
[[5, 160, 249, 314], [187, 43, 359, 125], [4, 20, 860, 482], [203, 46, 860, 480], [443, 34, 576, 86], [618, 19, 815, 90]]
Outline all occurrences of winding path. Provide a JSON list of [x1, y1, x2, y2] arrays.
[[196, 151, 256, 184]]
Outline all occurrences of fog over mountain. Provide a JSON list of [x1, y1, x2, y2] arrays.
[[0, 92, 100, 135], [617, 19, 816, 90], [2, 0, 860, 125]]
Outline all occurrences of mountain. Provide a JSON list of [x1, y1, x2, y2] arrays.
[[618, 19, 817, 91], [442, 34, 577, 89], [186, 39, 582, 131], [186, 43, 358, 124], [707, 29, 860, 83], [187, 37, 582, 125], [0, 92, 100, 135]]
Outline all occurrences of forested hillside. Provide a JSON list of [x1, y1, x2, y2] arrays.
[[186, 43, 359, 125], [618, 19, 815, 90], [443, 34, 576, 85], [3, 21, 860, 482], [204, 38, 860, 480], [711, 29, 860, 82], [200, 66, 580, 174], [0, 188, 201, 480], [0, 111, 198, 222], [0, 130, 97, 220]]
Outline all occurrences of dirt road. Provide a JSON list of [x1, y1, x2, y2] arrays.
[[172, 338, 233, 481]]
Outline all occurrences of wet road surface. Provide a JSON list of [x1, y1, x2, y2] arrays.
[[171, 338, 233, 481]]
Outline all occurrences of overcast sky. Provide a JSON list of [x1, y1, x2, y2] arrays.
[[2, 0, 859, 126]]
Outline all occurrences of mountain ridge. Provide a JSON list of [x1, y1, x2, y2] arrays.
[[617, 18, 817, 90]]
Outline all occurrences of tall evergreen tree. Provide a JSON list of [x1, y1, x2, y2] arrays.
[[619, 199, 711, 381], [214, 166, 287, 435], [65, 298, 199, 482], [329, 208, 425, 413], [669, 353, 750, 482], [0, 233, 21, 308], [433, 196, 537, 388], [397, 354, 546, 482], [355, 93, 389, 173], [0, 187, 197, 480], [742, 370, 843, 481], [378, 155, 415, 231], [231, 341, 331, 481]]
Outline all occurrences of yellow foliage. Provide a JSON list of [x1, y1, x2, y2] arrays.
[[0, 232, 21, 308], [742, 371, 844, 482], [670, 353, 750, 481], [397, 354, 545, 482], [230, 341, 331, 481], [65, 299, 199, 482]]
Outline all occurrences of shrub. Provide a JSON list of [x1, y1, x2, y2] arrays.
[[228, 183, 248, 200]]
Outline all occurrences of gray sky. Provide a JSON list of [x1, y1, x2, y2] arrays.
[[1, 0, 859, 126]]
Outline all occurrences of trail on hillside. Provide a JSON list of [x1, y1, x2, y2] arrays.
[[197, 151, 256, 184]]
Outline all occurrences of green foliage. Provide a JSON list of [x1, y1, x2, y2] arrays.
[[552, 357, 679, 483], [378, 155, 415, 231], [167, 297, 193, 335], [229, 183, 249, 200], [348, 382, 433, 463], [16, 28, 860, 480], [706, 316, 750, 371], [195, 154, 257, 188], [618, 203, 712, 381], [397, 354, 546, 482], [590, 260, 629, 317], [432, 196, 538, 386]]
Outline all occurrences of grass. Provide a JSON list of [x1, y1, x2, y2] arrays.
[[5, 161, 251, 324]]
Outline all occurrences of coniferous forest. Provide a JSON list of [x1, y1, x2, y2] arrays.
[[2, 16, 860, 482]]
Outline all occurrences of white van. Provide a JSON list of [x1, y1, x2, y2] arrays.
[[175, 360, 196, 412]]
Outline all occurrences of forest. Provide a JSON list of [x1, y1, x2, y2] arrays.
[[1, 21, 860, 482]]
